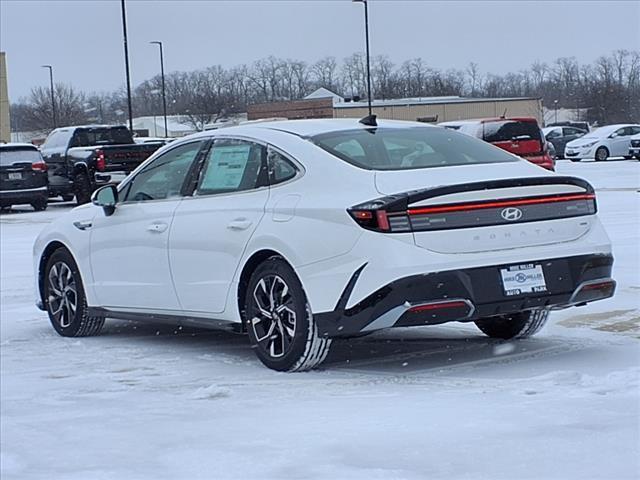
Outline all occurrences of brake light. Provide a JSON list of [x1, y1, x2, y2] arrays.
[[348, 208, 390, 232], [96, 150, 106, 171], [31, 161, 47, 172]]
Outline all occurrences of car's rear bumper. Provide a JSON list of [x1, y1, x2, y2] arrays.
[[315, 253, 614, 337], [0, 186, 48, 205]]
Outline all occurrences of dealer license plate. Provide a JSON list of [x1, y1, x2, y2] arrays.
[[8, 172, 22, 180], [500, 264, 547, 296]]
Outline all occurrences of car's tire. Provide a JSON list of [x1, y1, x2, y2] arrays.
[[569, 158, 581, 162], [43, 248, 105, 337], [623, 155, 632, 160], [61, 194, 75, 202], [474, 310, 549, 340], [74, 171, 93, 205], [31, 198, 48, 211], [244, 257, 332, 372], [595, 146, 609, 162]]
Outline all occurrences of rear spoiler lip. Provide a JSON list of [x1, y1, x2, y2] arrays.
[[357, 176, 595, 213]]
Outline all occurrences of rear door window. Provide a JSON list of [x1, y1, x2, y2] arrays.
[[196, 139, 267, 195], [483, 121, 542, 143]]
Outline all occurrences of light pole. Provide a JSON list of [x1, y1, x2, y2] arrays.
[[150, 41, 168, 138], [353, 0, 373, 122], [553, 99, 559, 124], [120, 0, 134, 131], [41, 65, 56, 128]]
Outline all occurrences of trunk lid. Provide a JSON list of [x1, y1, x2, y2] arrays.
[[373, 164, 596, 254]]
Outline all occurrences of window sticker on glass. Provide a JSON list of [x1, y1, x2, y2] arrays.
[[200, 145, 251, 191]]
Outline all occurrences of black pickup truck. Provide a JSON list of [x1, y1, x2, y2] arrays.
[[40, 125, 164, 204]]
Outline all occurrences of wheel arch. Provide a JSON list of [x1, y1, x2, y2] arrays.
[[236, 249, 293, 331], [38, 241, 78, 306]]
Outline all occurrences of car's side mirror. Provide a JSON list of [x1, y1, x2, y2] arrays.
[[91, 185, 118, 216], [610, 133, 618, 138]]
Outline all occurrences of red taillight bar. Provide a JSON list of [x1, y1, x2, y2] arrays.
[[407, 193, 595, 216]]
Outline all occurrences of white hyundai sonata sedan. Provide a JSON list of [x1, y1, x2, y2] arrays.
[[33, 118, 615, 371]]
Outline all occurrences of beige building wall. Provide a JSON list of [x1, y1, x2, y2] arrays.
[[0, 52, 10, 143], [334, 98, 543, 124]]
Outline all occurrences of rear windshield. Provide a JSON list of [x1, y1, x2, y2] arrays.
[[483, 121, 542, 143], [311, 127, 517, 170], [71, 127, 133, 147], [0, 148, 42, 166]]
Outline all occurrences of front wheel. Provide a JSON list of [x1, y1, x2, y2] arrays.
[[74, 171, 93, 205], [244, 257, 332, 372], [474, 310, 549, 340], [44, 248, 105, 337], [595, 147, 609, 162], [31, 198, 48, 211]]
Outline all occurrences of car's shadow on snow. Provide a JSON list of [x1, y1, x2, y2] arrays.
[[99, 320, 571, 375]]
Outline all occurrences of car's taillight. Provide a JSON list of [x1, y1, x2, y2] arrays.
[[348, 208, 391, 232], [96, 150, 106, 171], [31, 161, 47, 172]]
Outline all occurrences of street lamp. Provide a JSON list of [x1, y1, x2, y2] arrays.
[[553, 99, 559, 124], [120, 0, 134, 131], [353, 0, 374, 124], [150, 41, 168, 138], [41, 65, 56, 128]]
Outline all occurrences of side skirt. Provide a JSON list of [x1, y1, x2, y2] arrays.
[[87, 307, 244, 334]]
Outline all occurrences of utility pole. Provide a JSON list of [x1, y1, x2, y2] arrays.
[[150, 41, 168, 137], [120, 0, 134, 131], [41, 65, 56, 128]]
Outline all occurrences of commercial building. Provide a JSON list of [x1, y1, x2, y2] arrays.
[[247, 89, 543, 125]]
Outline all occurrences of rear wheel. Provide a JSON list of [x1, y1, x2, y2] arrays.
[[31, 198, 48, 211], [595, 147, 609, 162], [44, 248, 105, 337], [61, 194, 75, 202], [474, 310, 549, 340], [623, 155, 632, 160], [244, 257, 331, 372], [74, 171, 93, 205]]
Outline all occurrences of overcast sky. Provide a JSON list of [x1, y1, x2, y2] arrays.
[[1, 0, 639, 101]]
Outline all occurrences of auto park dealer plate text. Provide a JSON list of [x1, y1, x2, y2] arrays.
[[500, 264, 547, 296]]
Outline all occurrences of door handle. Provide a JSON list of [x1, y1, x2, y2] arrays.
[[146, 222, 168, 233], [227, 218, 252, 231]]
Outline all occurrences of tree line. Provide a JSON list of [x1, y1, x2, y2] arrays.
[[10, 49, 639, 133]]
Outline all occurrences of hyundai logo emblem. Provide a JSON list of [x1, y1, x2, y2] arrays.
[[501, 207, 523, 221]]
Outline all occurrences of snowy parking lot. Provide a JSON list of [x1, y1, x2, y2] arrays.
[[1, 160, 639, 480]]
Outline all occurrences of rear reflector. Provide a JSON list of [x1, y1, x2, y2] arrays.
[[569, 279, 616, 304], [408, 300, 470, 313]]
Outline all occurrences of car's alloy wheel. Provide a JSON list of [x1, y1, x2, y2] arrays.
[[31, 198, 48, 211], [595, 147, 609, 162], [245, 257, 331, 371], [44, 248, 105, 337], [474, 309, 549, 340]]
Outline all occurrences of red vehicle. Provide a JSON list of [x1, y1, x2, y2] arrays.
[[439, 117, 555, 171]]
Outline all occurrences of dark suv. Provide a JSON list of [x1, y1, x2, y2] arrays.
[[0, 143, 49, 211]]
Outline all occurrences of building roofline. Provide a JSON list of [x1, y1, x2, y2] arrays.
[[334, 96, 541, 109]]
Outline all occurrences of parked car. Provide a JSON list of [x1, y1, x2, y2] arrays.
[[542, 126, 587, 158], [40, 125, 164, 204], [0, 143, 48, 211], [545, 121, 590, 133], [564, 124, 640, 161], [629, 133, 640, 160], [33, 119, 615, 372], [439, 117, 555, 170]]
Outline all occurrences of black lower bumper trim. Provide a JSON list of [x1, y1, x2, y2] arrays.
[[315, 253, 614, 337]]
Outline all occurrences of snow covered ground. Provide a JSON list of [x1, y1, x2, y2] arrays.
[[1, 160, 638, 480]]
